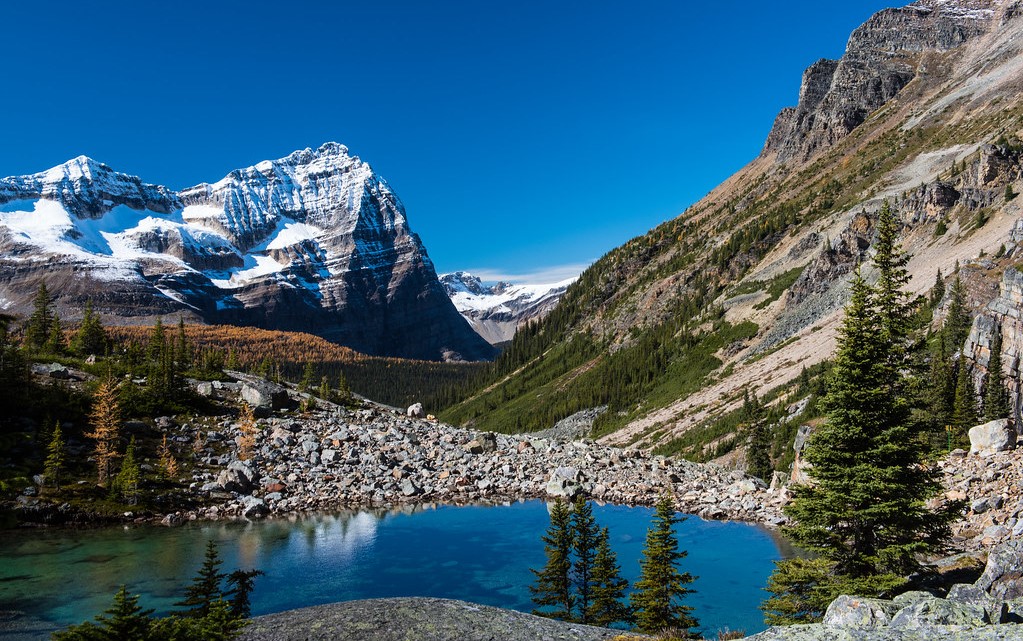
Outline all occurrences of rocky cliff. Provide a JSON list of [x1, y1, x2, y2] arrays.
[[0, 144, 495, 362]]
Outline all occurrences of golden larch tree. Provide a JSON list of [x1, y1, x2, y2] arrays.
[[86, 378, 121, 485]]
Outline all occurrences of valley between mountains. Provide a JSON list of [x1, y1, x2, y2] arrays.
[[6, 0, 1023, 639]]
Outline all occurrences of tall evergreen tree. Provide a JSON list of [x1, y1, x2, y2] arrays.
[[983, 324, 1010, 422], [763, 273, 955, 623], [943, 276, 971, 356], [632, 494, 698, 635], [588, 527, 633, 628], [178, 540, 227, 618], [952, 359, 979, 433], [114, 437, 141, 505], [530, 498, 575, 620], [571, 496, 600, 624], [44, 421, 66, 489], [929, 269, 945, 309], [45, 314, 66, 355], [53, 585, 155, 641], [24, 281, 54, 350]]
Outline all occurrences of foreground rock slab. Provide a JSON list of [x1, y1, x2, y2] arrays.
[[240, 597, 632, 641]]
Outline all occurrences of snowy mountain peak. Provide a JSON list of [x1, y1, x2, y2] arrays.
[[440, 272, 576, 344], [0, 144, 496, 362]]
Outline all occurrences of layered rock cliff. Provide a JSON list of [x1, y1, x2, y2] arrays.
[[0, 144, 496, 362]]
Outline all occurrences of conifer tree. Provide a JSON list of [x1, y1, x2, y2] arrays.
[[24, 281, 53, 350], [44, 421, 66, 489], [298, 362, 316, 393], [87, 379, 121, 486], [929, 269, 945, 309], [178, 540, 227, 618], [72, 300, 109, 356], [114, 436, 141, 504], [571, 496, 600, 623], [588, 526, 633, 628], [952, 359, 979, 433], [176, 317, 191, 372], [225, 569, 264, 619], [530, 498, 575, 620], [632, 494, 698, 635], [944, 276, 971, 356], [45, 314, 66, 355], [0, 314, 27, 420], [53, 585, 155, 640], [764, 273, 955, 623], [983, 324, 1010, 422]]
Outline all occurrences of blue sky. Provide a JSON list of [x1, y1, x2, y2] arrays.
[[0, 1, 902, 283]]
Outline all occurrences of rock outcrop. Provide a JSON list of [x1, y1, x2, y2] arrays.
[[763, 0, 997, 163], [240, 597, 628, 641], [0, 144, 496, 362]]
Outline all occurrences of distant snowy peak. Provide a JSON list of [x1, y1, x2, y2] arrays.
[[439, 271, 576, 344]]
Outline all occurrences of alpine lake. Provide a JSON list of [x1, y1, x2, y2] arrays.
[[0, 500, 793, 637]]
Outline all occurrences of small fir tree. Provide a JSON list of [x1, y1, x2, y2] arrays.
[[530, 498, 575, 620], [114, 436, 141, 505], [632, 494, 698, 635], [952, 359, 979, 433], [298, 362, 316, 393], [44, 421, 66, 489], [87, 378, 121, 486], [943, 276, 971, 356], [929, 269, 945, 309], [177, 540, 227, 618], [983, 324, 1010, 422], [24, 281, 53, 350], [588, 526, 633, 628], [571, 496, 601, 623], [53, 585, 155, 641], [71, 300, 108, 356], [45, 314, 66, 355], [226, 569, 264, 619]]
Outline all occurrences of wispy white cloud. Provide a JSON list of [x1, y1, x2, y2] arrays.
[[456, 262, 591, 286]]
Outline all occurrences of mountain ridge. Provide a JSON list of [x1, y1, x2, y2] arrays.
[[0, 143, 496, 362]]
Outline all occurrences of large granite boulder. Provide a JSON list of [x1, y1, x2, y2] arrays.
[[976, 540, 1023, 600], [968, 419, 1015, 456], [822, 595, 898, 628]]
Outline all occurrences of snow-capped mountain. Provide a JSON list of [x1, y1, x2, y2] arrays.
[[439, 271, 574, 345], [0, 143, 496, 362]]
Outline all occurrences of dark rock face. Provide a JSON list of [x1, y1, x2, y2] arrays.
[[763, 0, 997, 163], [0, 144, 495, 362]]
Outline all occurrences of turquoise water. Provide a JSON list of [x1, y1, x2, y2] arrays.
[[0, 501, 788, 636]]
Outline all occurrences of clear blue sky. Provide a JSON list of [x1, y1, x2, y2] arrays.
[[0, 1, 902, 283]]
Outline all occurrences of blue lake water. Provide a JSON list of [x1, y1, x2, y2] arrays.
[[0, 501, 790, 636]]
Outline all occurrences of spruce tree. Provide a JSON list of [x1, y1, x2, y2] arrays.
[[53, 585, 155, 640], [764, 273, 955, 623], [944, 276, 971, 356], [571, 496, 600, 623], [114, 437, 141, 505], [983, 324, 1010, 421], [588, 526, 633, 628], [952, 359, 979, 433], [530, 498, 575, 620], [24, 281, 53, 350], [298, 362, 316, 393], [44, 422, 66, 489], [45, 314, 66, 355], [226, 569, 264, 619], [929, 269, 945, 309], [632, 494, 698, 635], [178, 540, 227, 618], [72, 300, 108, 356]]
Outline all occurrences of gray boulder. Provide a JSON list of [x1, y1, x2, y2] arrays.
[[946, 583, 1007, 623], [976, 540, 1023, 600], [968, 418, 1015, 456], [240, 496, 268, 519], [889, 596, 987, 628], [822, 595, 898, 628], [241, 380, 291, 410], [218, 460, 258, 494], [407, 403, 424, 418]]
